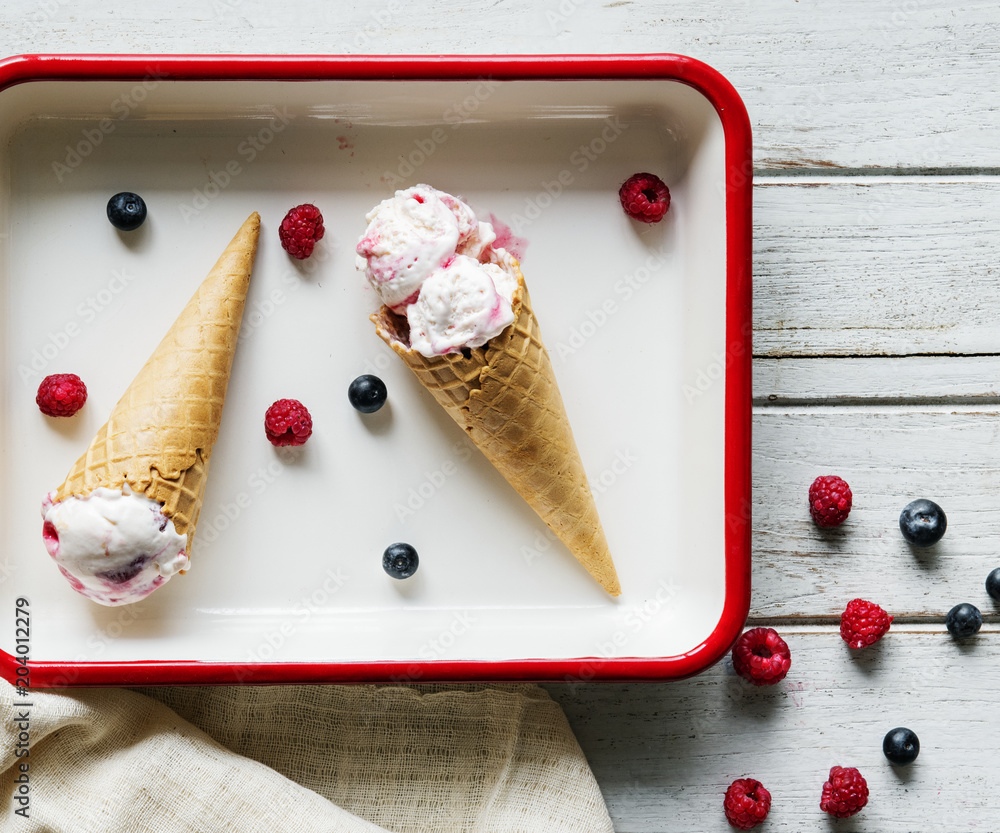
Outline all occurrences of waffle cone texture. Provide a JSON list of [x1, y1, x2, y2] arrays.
[[373, 257, 621, 596], [54, 212, 261, 551]]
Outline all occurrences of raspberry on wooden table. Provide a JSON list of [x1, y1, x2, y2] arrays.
[[820, 766, 868, 818], [731, 627, 791, 685], [808, 475, 853, 527], [840, 598, 893, 649], [723, 778, 771, 829]]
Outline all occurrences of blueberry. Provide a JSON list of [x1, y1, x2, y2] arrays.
[[945, 603, 982, 638], [986, 567, 1000, 602], [348, 374, 387, 413], [899, 499, 947, 547], [107, 192, 147, 231], [383, 542, 418, 579], [882, 727, 920, 766]]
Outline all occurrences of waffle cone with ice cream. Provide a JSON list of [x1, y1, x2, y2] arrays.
[[361, 187, 620, 596], [50, 212, 260, 581]]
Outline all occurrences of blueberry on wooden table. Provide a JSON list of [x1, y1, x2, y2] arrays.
[[945, 603, 982, 638], [899, 499, 947, 547], [882, 727, 920, 765], [986, 567, 1000, 602]]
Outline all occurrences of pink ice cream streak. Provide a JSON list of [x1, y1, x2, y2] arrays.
[[41, 487, 189, 607], [356, 185, 518, 357]]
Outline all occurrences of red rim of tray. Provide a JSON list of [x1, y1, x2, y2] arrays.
[[0, 53, 752, 686]]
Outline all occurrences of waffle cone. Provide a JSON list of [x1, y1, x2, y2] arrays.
[[372, 256, 621, 596], [54, 212, 261, 550]]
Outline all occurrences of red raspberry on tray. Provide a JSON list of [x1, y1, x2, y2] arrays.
[[618, 172, 671, 223], [279, 203, 325, 259], [731, 627, 791, 685], [36, 373, 88, 417], [724, 778, 772, 830], [820, 766, 869, 818], [840, 598, 892, 649], [264, 398, 313, 446], [808, 475, 852, 527]]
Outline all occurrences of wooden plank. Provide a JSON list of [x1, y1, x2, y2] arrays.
[[754, 178, 1000, 357], [546, 629, 1000, 832], [752, 408, 1000, 618], [754, 356, 1000, 403], [4, 2, 1000, 169]]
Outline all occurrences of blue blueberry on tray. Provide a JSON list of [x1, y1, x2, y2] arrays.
[[107, 192, 147, 231], [383, 543, 418, 579], [945, 603, 982, 638], [882, 727, 920, 766], [899, 499, 947, 547], [349, 374, 388, 413], [986, 567, 1000, 602]]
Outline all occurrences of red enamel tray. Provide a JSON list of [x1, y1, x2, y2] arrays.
[[0, 54, 751, 686]]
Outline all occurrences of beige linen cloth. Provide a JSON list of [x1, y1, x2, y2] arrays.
[[1, 681, 613, 832]]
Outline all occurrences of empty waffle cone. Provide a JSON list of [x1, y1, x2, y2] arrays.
[[54, 212, 261, 552], [373, 255, 621, 596]]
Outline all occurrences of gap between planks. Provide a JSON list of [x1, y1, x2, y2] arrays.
[[755, 396, 1000, 408], [754, 171, 1000, 183], [751, 403, 1000, 415], [744, 620, 998, 632]]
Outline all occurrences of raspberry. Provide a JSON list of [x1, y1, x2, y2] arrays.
[[820, 766, 868, 818], [278, 203, 325, 259], [732, 627, 791, 685], [840, 598, 892, 649], [36, 373, 88, 417], [618, 172, 670, 223], [264, 399, 313, 446], [808, 475, 852, 527], [723, 778, 771, 830]]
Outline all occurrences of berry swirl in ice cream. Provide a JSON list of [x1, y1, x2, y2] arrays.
[[356, 185, 515, 355], [42, 486, 189, 607]]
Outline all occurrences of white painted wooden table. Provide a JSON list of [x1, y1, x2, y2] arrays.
[[4, 2, 999, 830]]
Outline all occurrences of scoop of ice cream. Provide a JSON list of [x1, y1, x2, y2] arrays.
[[407, 255, 517, 356], [356, 184, 498, 310], [41, 486, 189, 606], [357, 185, 521, 357]]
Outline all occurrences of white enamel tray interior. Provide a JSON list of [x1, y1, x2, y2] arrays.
[[0, 78, 727, 667]]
